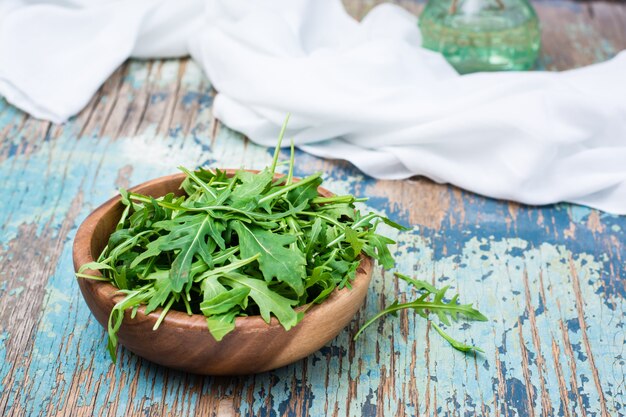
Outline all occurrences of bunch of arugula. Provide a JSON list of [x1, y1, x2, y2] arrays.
[[78, 120, 487, 362]]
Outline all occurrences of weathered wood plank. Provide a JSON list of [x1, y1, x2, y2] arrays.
[[1, 1, 625, 416]]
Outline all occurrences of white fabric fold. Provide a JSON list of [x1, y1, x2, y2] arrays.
[[1, 0, 626, 213], [0, 0, 203, 122]]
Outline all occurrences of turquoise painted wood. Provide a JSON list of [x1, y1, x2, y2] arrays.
[[1, 1, 625, 416]]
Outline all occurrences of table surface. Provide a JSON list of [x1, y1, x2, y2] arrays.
[[1, 1, 625, 416]]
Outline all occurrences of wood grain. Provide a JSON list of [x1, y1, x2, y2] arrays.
[[1, 0, 625, 415]]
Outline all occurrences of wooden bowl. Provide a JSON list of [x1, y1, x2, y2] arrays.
[[73, 170, 373, 375]]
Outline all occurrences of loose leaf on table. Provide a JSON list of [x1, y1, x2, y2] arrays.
[[394, 272, 437, 293], [431, 322, 484, 353], [354, 274, 487, 353]]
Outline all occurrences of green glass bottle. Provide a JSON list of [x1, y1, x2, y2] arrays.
[[419, 0, 541, 73]]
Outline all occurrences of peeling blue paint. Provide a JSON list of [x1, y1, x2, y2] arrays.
[[181, 91, 214, 109], [1, 59, 624, 416]]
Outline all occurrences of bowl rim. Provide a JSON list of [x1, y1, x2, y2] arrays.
[[73, 169, 373, 333]]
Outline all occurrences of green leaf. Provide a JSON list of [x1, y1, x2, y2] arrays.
[[286, 174, 322, 207], [206, 310, 239, 341], [153, 214, 218, 291], [431, 322, 484, 353], [354, 278, 487, 353], [144, 275, 172, 315], [381, 217, 408, 231], [395, 272, 437, 293], [129, 236, 163, 268], [232, 221, 306, 295], [304, 217, 324, 256], [222, 272, 302, 330], [230, 169, 273, 209], [258, 173, 322, 207], [270, 114, 290, 173], [201, 275, 228, 300], [178, 166, 218, 200], [200, 287, 250, 316], [195, 254, 260, 285], [77, 261, 115, 274], [206, 217, 226, 250], [317, 204, 355, 221], [309, 270, 338, 304], [363, 233, 396, 269], [106, 287, 152, 362], [344, 226, 363, 257]]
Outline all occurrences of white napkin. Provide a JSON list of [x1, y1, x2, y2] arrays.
[[2, 0, 626, 213], [0, 0, 203, 122]]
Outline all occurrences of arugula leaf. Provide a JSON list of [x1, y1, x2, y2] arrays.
[[344, 226, 363, 257], [381, 217, 408, 231], [222, 272, 302, 330], [200, 287, 250, 316], [229, 169, 273, 209], [206, 309, 239, 341], [363, 233, 396, 270], [354, 275, 487, 353], [152, 214, 218, 291], [143, 274, 173, 315], [106, 287, 152, 362], [394, 272, 437, 294], [206, 217, 226, 250], [201, 275, 228, 300], [232, 221, 306, 295], [431, 322, 484, 353], [286, 174, 323, 207], [305, 266, 337, 304], [304, 217, 324, 257], [258, 173, 322, 207]]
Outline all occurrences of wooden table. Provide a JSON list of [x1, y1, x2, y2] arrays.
[[1, 1, 624, 416]]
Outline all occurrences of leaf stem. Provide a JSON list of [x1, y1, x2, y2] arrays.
[[310, 195, 366, 205], [153, 297, 176, 330], [286, 138, 295, 185], [258, 173, 322, 204], [354, 298, 486, 340], [194, 254, 260, 282], [270, 114, 290, 173], [326, 213, 378, 247], [178, 166, 218, 199]]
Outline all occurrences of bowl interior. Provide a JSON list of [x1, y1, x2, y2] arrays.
[[77, 170, 340, 326]]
